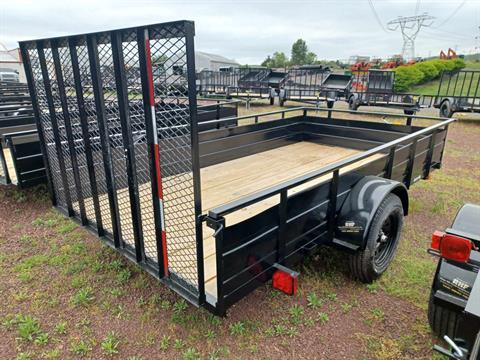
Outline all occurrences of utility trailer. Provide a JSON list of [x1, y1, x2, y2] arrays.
[[197, 68, 240, 96], [433, 70, 480, 118], [279, 65, 329, 106], [226, 67, 277, 105], [21, 21, 454, 316], [348, 70, 424, 115]]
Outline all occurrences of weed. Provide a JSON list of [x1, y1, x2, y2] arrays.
[[182, 347, 201, 360], [205, 329, 216, 340], [317, 312, 329, 324], [55, 321, 67, 335], [370, 308, 385, 321], [70, 339, 92, 356], [159, 335, 170, 350], [101, 332, 120, 356], [15, 353, 31, 360], [366, 282, 379, 293], [289, 304, 304, 324], [72, 287, 95, 306], [229, 321, 246, 336], [307, 292, 322, 308], [42, 349, 60, 359], [326, 291, 337, 301], [304, 316, 315, 327], [174, 339, 185, 349], [16, 314, 41, 341], [160, 299, 171, 310], [341, 302, 353, 313], [117, 269, 132, 284], [173, 299, 188, 313], [19, 234, 33, 243], [34, 332, 49, 345], [208, 314, 221, 327]]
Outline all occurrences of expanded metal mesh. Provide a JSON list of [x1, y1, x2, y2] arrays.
[[22, 21, 201, 299], [150, 25, 198, 289]]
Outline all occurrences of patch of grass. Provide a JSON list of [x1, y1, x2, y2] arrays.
[[34, 331, 49, 345], [55, 321, 67, 335], [70, 339, 92, 356], [15, 314, 41, 342], [72, 287, 95, 306], [42, 349, 60, 359], [117, 268, 132, 284], [174, 339, 185, 349], [366, 282, 379, 294], [101, 332, 120, 356], [341, 302, 353, 313], [306, 292, 322, 308], [288, 304, 305, 325], [15, 352, 32, 360], [317, 312, 329, 324], [229, 321, 246, 336], [370, 308, 386, 322], [182, 347, 202, 360], [159, 335, 170, 350]]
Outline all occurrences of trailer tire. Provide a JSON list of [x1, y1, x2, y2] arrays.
[[428, 290, 460, 339], [269, 97, 275, 105], [279, 99, 285, 107], [349, 193, 403, 283], [439, 100, 453, 118], [348, 96, 359, 111]]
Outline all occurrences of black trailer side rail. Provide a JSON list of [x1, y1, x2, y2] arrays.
[[200, 107, 454, 315]]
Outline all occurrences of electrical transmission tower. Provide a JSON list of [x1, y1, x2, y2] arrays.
[[387, 13, 435, 61]]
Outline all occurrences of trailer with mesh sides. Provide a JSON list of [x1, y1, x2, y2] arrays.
[[433, 70, 480, 117], [347, 69, 424, 115], [226, 66, 277, 104], [197, 68, 240, 95], [279, 65, 330, 106], [22, 21, 454, 316]]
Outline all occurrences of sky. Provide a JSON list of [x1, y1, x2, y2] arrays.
[[0, 0, 479, 64]]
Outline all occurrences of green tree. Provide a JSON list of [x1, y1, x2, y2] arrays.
[[261, 55, 273, 68], [261, 52, 289, 68], [291, 39, 317, 65]]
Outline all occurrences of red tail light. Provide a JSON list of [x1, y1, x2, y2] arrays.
[[431, 231, 473, 263], [272, 269, 298, 296]]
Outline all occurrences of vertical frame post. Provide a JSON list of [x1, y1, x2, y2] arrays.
[[37, 41, 74, 216], [385, 146, 396, 180], [423, 129, 437, 179], [277, 190, 288, 263], [111, 30, 145, 263], [51, 41, 87, 225], [185, 21, 205, 303], [327, 170, 339, 240], [136, 27, 168, 277], [19, 45, 55, 203], [87, 34, 121, 247], [405, 139, 418, 189], [68, 37, 104, 235]]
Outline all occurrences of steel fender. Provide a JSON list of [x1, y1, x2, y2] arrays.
[[335, 176, 408, 250], [451, 203, 480, 240]]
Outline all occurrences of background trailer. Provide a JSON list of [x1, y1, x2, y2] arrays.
[[22, 21, 453, 315]]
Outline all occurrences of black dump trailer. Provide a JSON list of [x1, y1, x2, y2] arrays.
[[434, 70, 480, 118], [21, 21, 454, 315], [348, 69, 423, 114]]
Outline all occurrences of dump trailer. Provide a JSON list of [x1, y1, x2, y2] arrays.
[[21, 21, 454, 315], [226, 67, 276, 104], [279, 65, 329, 106], [434, 70, 480, 118], [348, 70, 423, 114]]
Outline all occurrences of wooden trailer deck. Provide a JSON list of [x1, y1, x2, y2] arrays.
[[76, 141, 383, 301], [1, 148, 16, 183]]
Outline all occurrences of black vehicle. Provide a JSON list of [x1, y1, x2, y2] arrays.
[[20, 21, 454, 316], [428, 203, 480, 359], [433, 70, 480, 118]]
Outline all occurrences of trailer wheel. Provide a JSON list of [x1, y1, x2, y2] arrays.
[[348, 96, 359, 111], [349, 193, 403, 283], [279, 99, 285, 107], [439, 100, 453, 118], [428, 290, 460, 339], [269, 97, 275, 105]]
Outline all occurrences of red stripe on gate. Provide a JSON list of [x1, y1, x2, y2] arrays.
[[153, 144, 164, 199], [161, 230, 168, 276], [144, 38, 155, 107]]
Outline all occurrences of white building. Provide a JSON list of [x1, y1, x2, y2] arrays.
[[195, 51, 239, 72], [0, 45, 26, 82]]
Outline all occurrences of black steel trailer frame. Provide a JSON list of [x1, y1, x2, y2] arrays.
[[433, 70, 480, 118], [347, 69, 426, 114], [21, 21, 454, 316], [279, 65, 330, 106]]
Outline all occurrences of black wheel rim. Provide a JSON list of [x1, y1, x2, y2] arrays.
[[374, 214, 398, 268], [440, 104, 449, 117]]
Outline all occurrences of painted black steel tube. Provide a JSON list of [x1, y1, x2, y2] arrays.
[[405, 139, 418, 189], [68, 37, 104, 235], [185, 21, 205, 304], [87, 34, 121, 246], [111, 30, 145, 263], [19, 45, 55, 203], [385, 146, 396, 180], [327, 170, 339, 239], [51, 41, 87, 225], [37, 41, 74, 215]]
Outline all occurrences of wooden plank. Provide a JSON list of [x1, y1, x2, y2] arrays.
[[3, 148, 17, 183]]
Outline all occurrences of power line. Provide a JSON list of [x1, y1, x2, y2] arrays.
[[435, 0, 467, 28], [367, 0, 388, 33]]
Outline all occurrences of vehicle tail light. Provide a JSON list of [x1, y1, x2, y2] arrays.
[[431, 231, 473, 263], [431, 230, 445, 251], [272, 269, 298, 296]]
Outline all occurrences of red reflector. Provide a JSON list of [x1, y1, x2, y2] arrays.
[[431, 230, 445, 251], [272, 270, 298, 296], [440, 234, 472, 263]]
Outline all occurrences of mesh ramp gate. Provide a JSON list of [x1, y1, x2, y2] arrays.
[[20, 21, 205, 304]]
